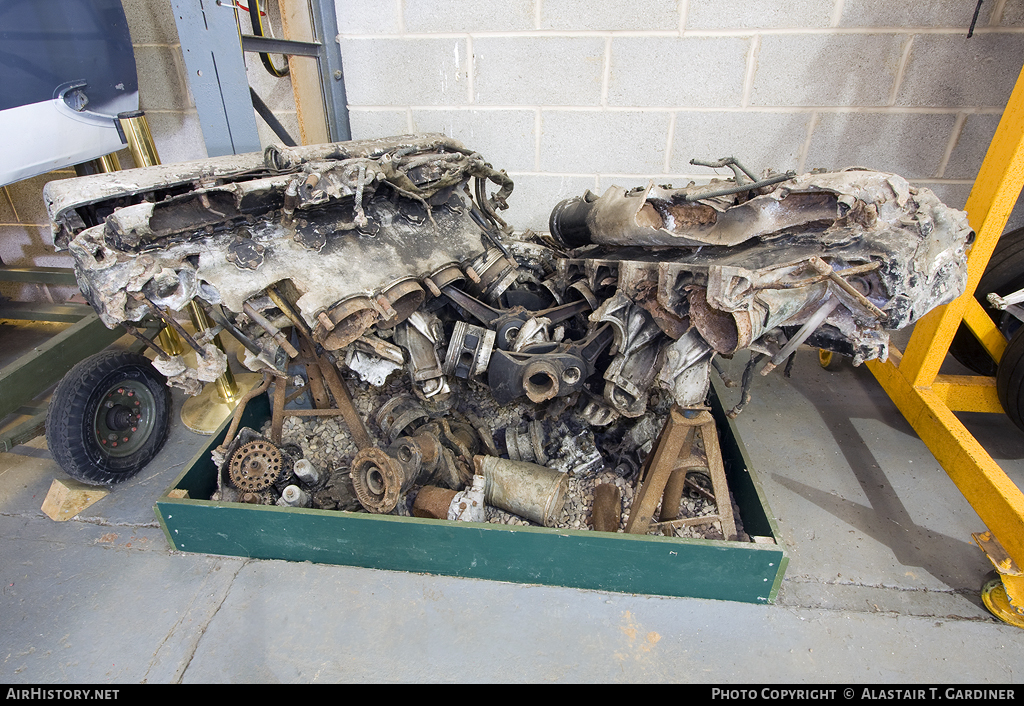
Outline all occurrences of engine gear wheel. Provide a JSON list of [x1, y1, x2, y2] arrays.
[[228, 439, 285, 492]]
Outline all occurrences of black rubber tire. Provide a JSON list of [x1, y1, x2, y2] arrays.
[[949, 226, 1024, 375], [45, 350, 172, 486], [997, 327, 1024, 433]]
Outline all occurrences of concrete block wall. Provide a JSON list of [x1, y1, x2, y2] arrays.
[[338, 0, 1024, 232], [5, 1, 1024, 299]]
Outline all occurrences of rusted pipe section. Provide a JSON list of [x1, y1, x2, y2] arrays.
[[411, 486, 458, 519], [266, 285, 313, 338], [315, 349, 373, 450], [591, 483, 622, 532], [142, 296, 205, 355], [215, 371, 274, 458], [759, 296, 842, 376], [243, 301, 300, 358]]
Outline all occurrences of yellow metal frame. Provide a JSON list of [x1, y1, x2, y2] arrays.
[[867, 64, 1024, 621]]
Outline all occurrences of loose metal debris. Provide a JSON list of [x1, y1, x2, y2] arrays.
[[45, 136, 972, 538]]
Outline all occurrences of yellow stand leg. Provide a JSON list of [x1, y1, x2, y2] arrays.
[[867, 63, 1024, 627]]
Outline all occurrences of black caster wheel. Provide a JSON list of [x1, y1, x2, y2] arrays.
[[45, 350, 171, 486]]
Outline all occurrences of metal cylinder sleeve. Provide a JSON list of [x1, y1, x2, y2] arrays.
[[465, 248, 519, 305], [278, 484, 311, 508], [350, 447, 411, 513], [548, 195, 597, 248], [425, 263, 466, 297], [504, 420, 548, 465], [375, 395, 430, 443], [443, 321, 495, 379], [474, 455, 568, 527], [377, 278, 426, 330], [314, 296, 379, 351]]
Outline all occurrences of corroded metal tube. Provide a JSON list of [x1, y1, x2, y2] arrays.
[[591, 483, 622, 532], [474, 455, 568, 527]]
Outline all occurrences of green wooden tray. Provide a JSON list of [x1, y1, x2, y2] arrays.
[[156, 381, 788, 603]]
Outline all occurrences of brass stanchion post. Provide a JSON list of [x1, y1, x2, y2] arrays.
[[116, 111, 260, 433], [115, 112, 189, 357]]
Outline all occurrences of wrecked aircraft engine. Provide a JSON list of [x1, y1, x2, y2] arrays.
[[45, 138, 971, 522], [45, 134, 514, 396], [547, 160, 972, 416]]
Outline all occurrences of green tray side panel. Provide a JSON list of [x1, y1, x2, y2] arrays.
[[157, 380, 788, 604], [708, 378, 786, 542], [158, 499, 784, 603]]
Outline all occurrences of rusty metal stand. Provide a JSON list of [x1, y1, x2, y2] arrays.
[[266, 332, 371, 450], [625, 407, 738, 540]]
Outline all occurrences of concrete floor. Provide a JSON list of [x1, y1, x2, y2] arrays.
[[1, 343, 1023, 684]]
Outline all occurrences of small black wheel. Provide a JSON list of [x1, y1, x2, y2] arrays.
[[46, 350, 172, 486], [996, 326, 1024, 433], [949, 226, 1024, 375]]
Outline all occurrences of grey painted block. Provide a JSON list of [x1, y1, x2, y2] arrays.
[[336, 0, 401, 34], [540, 0, 679, 31], [405, 0, 534, 33], [669, 111, 811, 174], [686, 0, 832, 29], [136, 45, 191, 112], [122, 0, 182, 45], [348, 109, 411, 139], [502, 173, 598, 232], [411, 109, 536, 172], [945, 114, 1001, 180], [805, 112, 957, 178], [341, 38, 470, 106], [608, 37, 749, 108], [540, 110, 671, 174], [896, 34, 1024, 108], [750, 34, 906, 107], [473, 37, 605, 106], [839, 0, 993, 27], [146, 110, 210, 163]]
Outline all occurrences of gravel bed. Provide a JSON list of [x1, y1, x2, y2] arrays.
[[237, 369, 747, 541]]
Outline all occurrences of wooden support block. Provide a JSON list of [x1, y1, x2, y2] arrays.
[[166, 489, 190, 499], [41, 478, 109, 521]]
